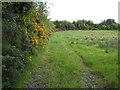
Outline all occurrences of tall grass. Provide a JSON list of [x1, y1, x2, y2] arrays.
[[14, 30, 118, 88], [56, 30, 118, 88]]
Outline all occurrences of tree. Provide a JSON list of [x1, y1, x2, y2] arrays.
[[53, 19, 118, 30], [100, 19, 117, 30]]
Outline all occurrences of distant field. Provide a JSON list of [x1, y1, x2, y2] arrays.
[[15, 30, 118, 88]]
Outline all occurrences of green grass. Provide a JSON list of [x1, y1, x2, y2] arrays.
[[57, 30, 118, 87], [14, 30, 118, 88], [13, 47, 46, 88], [14, 33, 85, 88], [45, 34, 85, 88], [71, 44, 118, 87]]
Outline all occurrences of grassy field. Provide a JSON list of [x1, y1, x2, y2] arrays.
[[58, 30, 118, 87], [14, 30, 118, 88]]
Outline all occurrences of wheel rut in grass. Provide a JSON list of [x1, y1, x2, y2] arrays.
[[27, 48, 55, 88], [81, 70, 109, 88], [27, 66, 48, 88], [70, 46, 110, 88]]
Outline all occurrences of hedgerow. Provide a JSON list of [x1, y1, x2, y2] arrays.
[[53, 19, 119, 30], [2, 2, 55, 88]]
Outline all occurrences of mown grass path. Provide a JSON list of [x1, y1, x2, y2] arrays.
[[26, 30, 118, 88], [28, 33, 85, 88]]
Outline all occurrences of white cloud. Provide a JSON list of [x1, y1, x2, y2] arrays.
[[45, 0, 119, 23]]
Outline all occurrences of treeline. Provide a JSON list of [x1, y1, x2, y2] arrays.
[[53, 19, 119, 30], [2, 2, 55, 88]]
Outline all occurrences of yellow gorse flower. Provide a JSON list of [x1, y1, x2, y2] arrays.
[[20, 10, 52, 49], [28, 56, 32, 61]]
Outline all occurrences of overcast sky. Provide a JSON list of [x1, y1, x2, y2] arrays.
[[39, 0, 119, 23]]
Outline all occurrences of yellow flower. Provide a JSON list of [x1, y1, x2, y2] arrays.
[[41, 45, 45, 48], [35, 39, 38, 44], [35, 45, 39, 48], [34, 22, 37, 25], [28, 56, 32, 61]]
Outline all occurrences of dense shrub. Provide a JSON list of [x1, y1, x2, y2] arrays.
[[2, 2, 55, 88]]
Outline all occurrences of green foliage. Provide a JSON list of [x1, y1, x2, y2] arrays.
[[2, 17, 31, 88], [37, 2, 55, 32], [53, 20, 75, 30], [2, 2, 34, 15], [2, 1, 55, 88], [53, 19, 118, 30], [100, 19, 118, 30]]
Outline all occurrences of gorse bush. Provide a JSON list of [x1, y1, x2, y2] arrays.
[[2, 2, 55, 88], [2, 18, 32, 88]]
